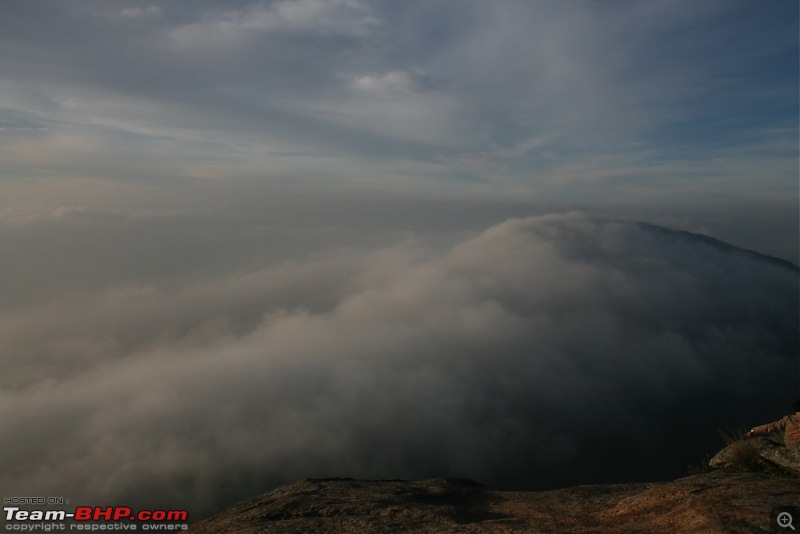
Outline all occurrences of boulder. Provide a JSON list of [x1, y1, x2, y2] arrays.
[[710, 436, 800, 477]]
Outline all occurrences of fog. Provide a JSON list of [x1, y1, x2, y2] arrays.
[[0, 1, 796, 519], [1, 212, 796, 518]]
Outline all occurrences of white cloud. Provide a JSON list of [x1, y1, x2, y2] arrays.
[[119, 6, 162, 19], [0, 213, 795, 518], [0, 2, 796, 516], [169, 0, 378, 50], [353, 71, 416, 92], [263, 0, 378, 34], [1, 1, 793, 217]]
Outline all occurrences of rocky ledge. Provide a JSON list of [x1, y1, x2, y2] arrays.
[[189, 471, 800, 533], [711, 436, 800, 478]]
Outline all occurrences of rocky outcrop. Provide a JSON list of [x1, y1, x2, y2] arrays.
[[189, 472, 800, 533], [710, 436, 800, 477]]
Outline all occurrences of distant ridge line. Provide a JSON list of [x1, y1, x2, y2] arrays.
[[634, 221, 800, 271]]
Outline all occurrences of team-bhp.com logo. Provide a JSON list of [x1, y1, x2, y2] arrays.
[[4, 505, 188, 531]]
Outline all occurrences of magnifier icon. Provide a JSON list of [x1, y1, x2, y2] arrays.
[[778, 511, 796, 530]]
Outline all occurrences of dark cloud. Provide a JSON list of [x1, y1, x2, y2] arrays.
[[1, 213, 796, 519]]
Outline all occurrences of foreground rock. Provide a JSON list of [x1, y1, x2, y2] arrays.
[[189, 472, 800, 533], [710, 437, 800, 477]]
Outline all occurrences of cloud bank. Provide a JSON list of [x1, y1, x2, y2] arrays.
[[1, 213, 796, 518]]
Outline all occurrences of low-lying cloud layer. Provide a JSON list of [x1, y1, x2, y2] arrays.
[[1, 213, 797, 518]]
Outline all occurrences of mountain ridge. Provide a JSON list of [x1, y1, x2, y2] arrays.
[[634, 221, 799, 270]]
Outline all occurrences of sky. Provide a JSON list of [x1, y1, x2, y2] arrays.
[[0, 0, 798, 522]]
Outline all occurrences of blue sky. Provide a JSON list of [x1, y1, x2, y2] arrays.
[[1, 1, 796, 210]]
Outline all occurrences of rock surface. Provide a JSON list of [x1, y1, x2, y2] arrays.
[[710, 437, 800, 477], [189, 472, 800, 533]]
